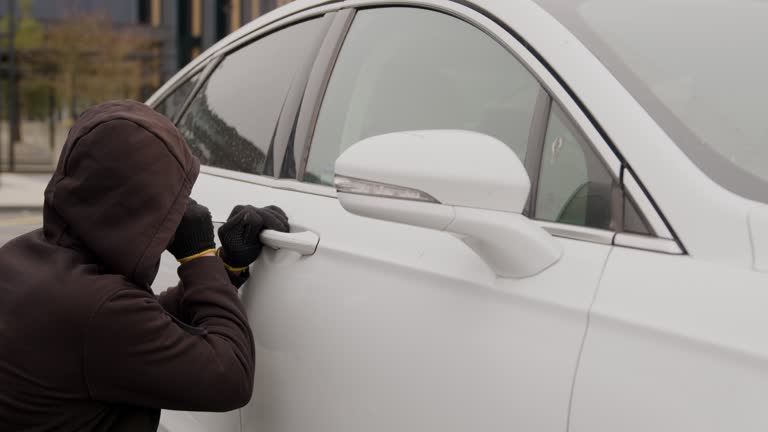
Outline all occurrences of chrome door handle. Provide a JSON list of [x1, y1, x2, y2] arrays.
[[259, 230, 319, 256]]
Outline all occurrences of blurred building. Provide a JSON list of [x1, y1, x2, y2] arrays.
[[0, 0, 293, 172], [23, 0, 293, 83]]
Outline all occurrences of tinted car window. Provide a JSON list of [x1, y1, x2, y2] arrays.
[[155, 72, 200, 120], [304, 7, 542, 186], [178, 18, 325, 175], [535, 103, 614, 230]]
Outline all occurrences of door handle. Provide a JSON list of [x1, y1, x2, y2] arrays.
[[259, 230, 319, 256]]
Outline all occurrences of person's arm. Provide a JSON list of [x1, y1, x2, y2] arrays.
[[156, 199, 217, 322], [83, 255, 255, 411], [157, 251, 219, 320], [156, 283, 184, 319], [83, 199, 253, 410], [158, 269, 247, 323], [157, 202, 288, 323]]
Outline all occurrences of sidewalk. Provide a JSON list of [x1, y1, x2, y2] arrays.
[[0, 173, 51, 210]]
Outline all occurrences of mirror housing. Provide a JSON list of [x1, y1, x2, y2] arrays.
[[334, 130, 562, 278], [335, 130, 531, 213]]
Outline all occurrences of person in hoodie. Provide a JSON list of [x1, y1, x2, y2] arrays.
[[0, 100, 289, 431]]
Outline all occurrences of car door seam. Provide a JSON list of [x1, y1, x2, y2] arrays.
[[565, 245, 613, 432]]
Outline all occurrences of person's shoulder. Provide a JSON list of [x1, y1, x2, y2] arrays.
[[88, 274, 156, 313], [87, 278, 175, 341], [50, 273, 150, 333], [37, 256, 154, 328], [0, 231, 123, 313]]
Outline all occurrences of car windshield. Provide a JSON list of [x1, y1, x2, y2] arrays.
[[533, 0, 768, 203]]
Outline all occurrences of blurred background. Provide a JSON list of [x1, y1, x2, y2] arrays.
[[0, 0, 293, 173]]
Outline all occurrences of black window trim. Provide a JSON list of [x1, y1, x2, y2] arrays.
[[292, 7, 356, 180], [523, 88, 552, 217], [271, 12, 337, 177]]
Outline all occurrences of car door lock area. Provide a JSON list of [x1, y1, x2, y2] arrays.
[[214, 219, 320, 257], [259, 229, 319, 256]]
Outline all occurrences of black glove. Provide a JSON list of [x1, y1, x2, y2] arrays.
[[167, 199, 216, 262], [217, 205, 289, 271]]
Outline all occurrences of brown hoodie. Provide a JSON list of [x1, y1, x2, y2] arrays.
[[0, 100, 255, 431]]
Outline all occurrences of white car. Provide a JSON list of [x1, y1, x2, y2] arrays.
[[147, 0, 768, 431]]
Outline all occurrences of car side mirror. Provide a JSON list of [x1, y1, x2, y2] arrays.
[[334, 130, 562, 278]]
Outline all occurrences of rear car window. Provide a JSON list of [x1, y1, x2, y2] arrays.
[[177, 18, 326, 175]]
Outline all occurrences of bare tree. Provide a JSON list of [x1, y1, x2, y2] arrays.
[[45, 14, 159, 120]]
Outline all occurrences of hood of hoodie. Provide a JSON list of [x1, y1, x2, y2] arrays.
[[43, 100, 200, 287]]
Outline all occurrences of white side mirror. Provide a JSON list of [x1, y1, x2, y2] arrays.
[[334, 130, 562, 278]]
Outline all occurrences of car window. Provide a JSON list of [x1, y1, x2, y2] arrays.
[[177, 18, 325, 175], [155, 72, 200, 120], [535, 103, 615, 230], [624, 196, 651, 235], [303, 7, 542, 186]]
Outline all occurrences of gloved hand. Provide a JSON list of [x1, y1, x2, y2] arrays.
[[167, 199, 216, 262], [217, 205, 289, 272]]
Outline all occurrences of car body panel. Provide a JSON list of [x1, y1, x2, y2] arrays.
[[157, 409, 240, 432], [571, 247, 768, 431], [184, 171, 611, 432]]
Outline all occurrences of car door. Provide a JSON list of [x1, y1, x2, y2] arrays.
[[150, 11, 335, 432], [236, 4, 635, 432]]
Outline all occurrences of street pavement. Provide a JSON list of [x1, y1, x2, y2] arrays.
[[0, 210, 42, 247], [0, 173, 50, 209]]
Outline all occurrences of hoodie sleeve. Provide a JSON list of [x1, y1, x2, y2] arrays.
[[83, 256, 255, 411], [156, 283, 184, 319], [157, 269, 249, 320]]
